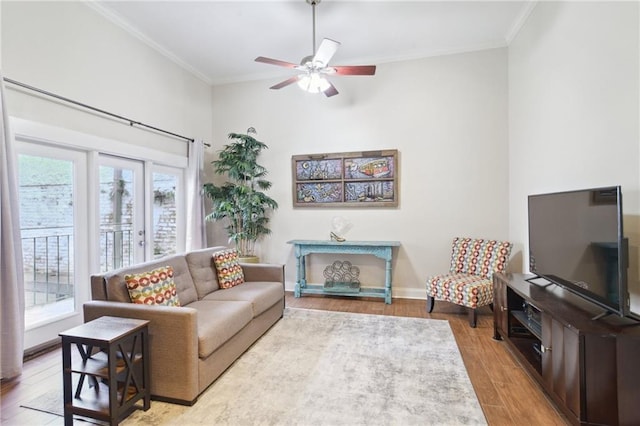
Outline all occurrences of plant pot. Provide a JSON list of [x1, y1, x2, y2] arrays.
[[239, 256, 259, 264]]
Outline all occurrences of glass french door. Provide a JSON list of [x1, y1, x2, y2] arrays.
[[151, 166, 183, 259], [17, 142, 89, 347], [98, 156, 145, 271], [98, 158, 185, 269], [15, 118, 187, 350]]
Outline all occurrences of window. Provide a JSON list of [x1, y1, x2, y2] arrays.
[[152, 166, 184, 259], [17, 143, 88, 332], [98, 156, 144, 272], [13, 118, 188, 349]]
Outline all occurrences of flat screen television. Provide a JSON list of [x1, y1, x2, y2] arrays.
[[528, 186, 629, 317]]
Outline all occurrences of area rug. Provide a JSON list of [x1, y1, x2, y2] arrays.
[[22, 308, 486, 425]]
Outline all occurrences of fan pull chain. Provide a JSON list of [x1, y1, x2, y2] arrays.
[[311, 0, 318, 55]]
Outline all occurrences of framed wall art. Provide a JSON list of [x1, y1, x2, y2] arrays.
[[292, 149, 398, 207]]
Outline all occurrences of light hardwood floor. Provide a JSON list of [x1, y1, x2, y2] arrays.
[[1, 293, 569, 425]]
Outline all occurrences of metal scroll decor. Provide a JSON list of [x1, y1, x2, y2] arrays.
[[323, 260, 360, 292], [292, 149, 398, 207]]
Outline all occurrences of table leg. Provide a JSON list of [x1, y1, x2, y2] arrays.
[[62, 338, 73, 426], [142, 328, 151, 410], [384, 255, 393, 304], [294, 252, 301, 297], [108, 344, 118, 426], [301, 255, 307, 288], [294, 248, 306, 298]]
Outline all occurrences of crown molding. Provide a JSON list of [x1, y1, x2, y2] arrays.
[[84, 1, 213, 86], [505, 1, 538, 45]]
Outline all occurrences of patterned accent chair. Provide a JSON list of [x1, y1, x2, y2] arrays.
[[426, 237, 513, 327]]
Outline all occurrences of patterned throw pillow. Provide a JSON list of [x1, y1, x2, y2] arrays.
[[125, 266, 181, 306], [212, 249, 245, 289]]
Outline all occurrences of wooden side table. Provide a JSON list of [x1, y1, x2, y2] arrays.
[[59, 316, 150, 426]]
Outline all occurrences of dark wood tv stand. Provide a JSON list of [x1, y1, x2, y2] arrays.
[[493, 273, 640, 426]]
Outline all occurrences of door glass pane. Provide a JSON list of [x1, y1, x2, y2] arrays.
[[99, 165, 135, 271], [19, 154, 75, 326], [152, 171, 178, 259]]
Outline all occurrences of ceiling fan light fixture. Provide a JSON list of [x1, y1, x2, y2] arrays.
[[255, 0, 375, 97], [297, 72, 330, 94]]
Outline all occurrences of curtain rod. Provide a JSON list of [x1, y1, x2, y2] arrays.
[[3, 76, 210, 147]]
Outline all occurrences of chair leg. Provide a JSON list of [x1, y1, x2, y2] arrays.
[[468, 308, 477, 328], [426, 296, 435, 313]]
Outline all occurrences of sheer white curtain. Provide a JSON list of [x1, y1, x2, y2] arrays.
[[1, 71, 25, 379], [185, 140, 207, 251]]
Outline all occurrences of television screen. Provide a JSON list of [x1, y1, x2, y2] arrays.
[[528, 186, 628, 317]]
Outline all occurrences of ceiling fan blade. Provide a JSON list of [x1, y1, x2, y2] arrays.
[[333, 65, 377, 76], [313, 38, 341, 67], [323, 81, 339, 97], [270, 76, 300, 90], [255, 56, 299, 69]]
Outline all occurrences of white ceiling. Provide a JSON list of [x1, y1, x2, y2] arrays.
[[92, 1, 535, 86]]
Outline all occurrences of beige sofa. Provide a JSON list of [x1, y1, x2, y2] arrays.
[[83, 246, 285, 405]]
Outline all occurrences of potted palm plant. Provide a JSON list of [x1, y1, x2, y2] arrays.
[[203, 129, 278, 262]]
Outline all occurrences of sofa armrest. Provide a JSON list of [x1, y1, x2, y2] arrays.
[[83, 301, 200, 404], [240, 263, 284, 283]]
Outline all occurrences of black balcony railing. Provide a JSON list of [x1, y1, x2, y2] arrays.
[[22, 225, 134, 308], [22, 229, 73, 308], [100, 225, 133, 271]]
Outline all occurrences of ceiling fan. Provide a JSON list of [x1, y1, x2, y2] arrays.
[[255, 0, 376, 97]]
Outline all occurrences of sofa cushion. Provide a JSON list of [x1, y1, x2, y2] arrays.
[[186, 300, 253, 358], [185, 246, 227, 298], [124, 266, 180, 306], [202, 282, 283, 317], [212, 249, 245, 289], [427, 273, 494, 308], [103, 255, 198, 305]]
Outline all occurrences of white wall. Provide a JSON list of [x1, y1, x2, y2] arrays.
[[2, 1, 214, 350], [508, 2, 640, 313], [211, 48, 510, 298], [5, 1, 635, 308], [1, 1, 212, 154]]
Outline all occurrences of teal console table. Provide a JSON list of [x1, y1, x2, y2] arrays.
[[287, 240, 401, 304]]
